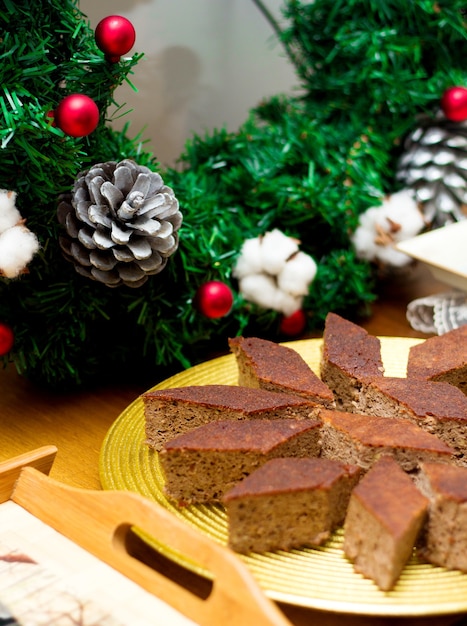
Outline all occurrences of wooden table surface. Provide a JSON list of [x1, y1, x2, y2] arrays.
[[1, 264, 466, 626]]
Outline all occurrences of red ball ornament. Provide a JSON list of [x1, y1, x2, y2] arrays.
[[95, 15, 136, 63], [279, 309, 306, 336], [53, 94, 100, 137], [194, 281, 233, 319], [441, 86, 467, 122], [0, 323, 14, 356]]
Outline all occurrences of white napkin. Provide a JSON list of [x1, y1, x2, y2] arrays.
[[407, 290, 467, 334]]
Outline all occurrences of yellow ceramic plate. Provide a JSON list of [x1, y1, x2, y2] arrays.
[[100, 337, 467, 617]]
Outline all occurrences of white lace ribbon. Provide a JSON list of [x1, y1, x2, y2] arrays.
[[407, 290, 467, 334]]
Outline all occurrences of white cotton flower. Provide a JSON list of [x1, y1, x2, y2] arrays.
[[232, 237, 263, 279], [351, 188, 425, 268], [259, 228, 299, 275], [0, 190, 21, 233], [238, 274, 302, 317], [273, 290, 303, 317], [372, 244, 411, 267], [277, 251, 318, 296], [238, 274, 278, 309], [351, 225, 375, 261], [233, 228, 317, 316], [0, 189, 40, 277], [0, 225, 40, 278]]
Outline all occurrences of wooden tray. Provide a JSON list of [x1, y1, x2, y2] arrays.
[[0, 447, 291, 626]]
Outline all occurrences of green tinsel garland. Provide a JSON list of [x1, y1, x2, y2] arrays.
[[1, 0, 466, 389]]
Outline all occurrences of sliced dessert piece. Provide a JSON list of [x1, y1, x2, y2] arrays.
[[228, 335, 335, 407], [416, 462, 467, 573], [320, 312, 384, 411], [143, 384, 318, 451], [160, 418, 322, 505], [343, 455, 428, 591], [318, 409, 455, 472], [354, 376, 467, 464], [223, 457, 361, 554], [407, 325, 467, 396]]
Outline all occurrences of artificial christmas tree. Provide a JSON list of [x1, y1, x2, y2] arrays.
[[1, 0, 466, 389], [0, 0, 158, 387]]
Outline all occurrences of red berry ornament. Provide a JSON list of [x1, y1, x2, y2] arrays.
[[0, 323, 14, 355], [441, 86, 467, 122], [54, 94, 100, 137], [279, 309, 306, 336], [95, 15, 136, 63], [194, 281, 233, 319]]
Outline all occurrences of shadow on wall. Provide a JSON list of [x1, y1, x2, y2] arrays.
[[136, 46, 207, 166], [83, 0, 297, 167], [110, 43, 218, 167]]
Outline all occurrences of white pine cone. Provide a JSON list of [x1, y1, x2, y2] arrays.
[[396, 112, 467, 227], [57, 159, 182, 288]]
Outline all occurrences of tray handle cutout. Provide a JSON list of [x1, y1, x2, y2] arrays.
[[12, 464, 292, 626]]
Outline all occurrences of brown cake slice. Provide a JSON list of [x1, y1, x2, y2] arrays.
[[343, 455, 428, 591], [416, 462, 467, 573], [159, 418, 322, 505], [228, 336, 335, 407], [318, 409, 455, 472], [407, 325, 467, 396], [143, 384, 318, 451], [320, 312, 384, 411], [223, 457, 361, 554], [354, 376, 467, 464]]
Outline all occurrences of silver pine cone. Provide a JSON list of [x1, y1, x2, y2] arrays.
[[57, 159, 182, 288], [396, 111, 467, 227]]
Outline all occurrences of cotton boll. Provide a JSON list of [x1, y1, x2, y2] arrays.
[[375, 189, 425, 238], [404, 211, 426, 239], [238, 274, 278, 310], [239, 274, 302, 316], [351, 188, 425, 267], [351, 205, 385, 261], [373, 239, 419, 267], [392, 207, 425, 241], [260, 228, 299, 275], [351, 225, 379, 261], [0, 226, 40, 278], [384, 188, 418, 216], [235, 228, 318, 315], [232, 237, 263, 279], [0, 190, 21, 233], [0, 189, 17, 214], [373, 245, 414, 267], [277, 251, 317, 296], [357, 206, 380, 230], [273, 290, 303, 317]]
